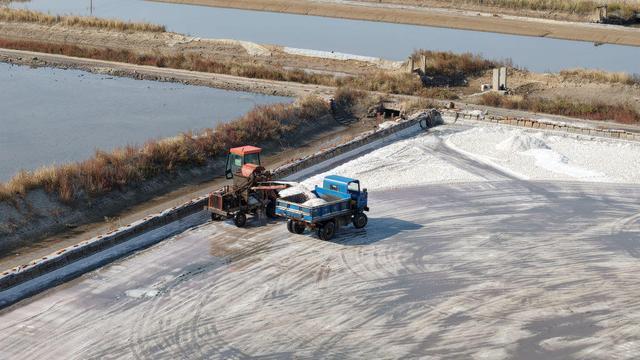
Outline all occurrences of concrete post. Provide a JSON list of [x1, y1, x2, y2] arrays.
[[499, 67, 507, 90], [492, 68, 500, 90], [408, 56, 414, 73], [420, 55, 427, 74]]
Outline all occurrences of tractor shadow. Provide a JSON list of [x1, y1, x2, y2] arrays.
[[326, 217, 423, 246]]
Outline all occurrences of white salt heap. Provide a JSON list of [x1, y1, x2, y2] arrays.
[[447, 125, 640, 183], [278, 184, 317, 200], [302, 198, 328, 207]]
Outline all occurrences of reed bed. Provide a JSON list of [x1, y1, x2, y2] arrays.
[[0, 8, 165, 32], [478, 92, 640, 124]]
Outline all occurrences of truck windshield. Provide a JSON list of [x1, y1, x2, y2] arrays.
[[348, 182, 360, 192]]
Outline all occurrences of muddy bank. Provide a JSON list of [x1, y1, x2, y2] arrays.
[[0, 48, 336, 98], [152, 0, 640, 47]]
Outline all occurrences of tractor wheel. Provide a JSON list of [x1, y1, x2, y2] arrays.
[[318, 220, 336, 241], [293, 222, 306, 234], [234, 212, 247, 228], [211, 213, 218, 221], [266, 200, 277, 219], [287, 219, 295, 233], [353, 213, 368, 229]]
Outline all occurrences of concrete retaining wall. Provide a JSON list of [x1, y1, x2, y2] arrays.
[[0, 115, 421, 292], [445, 110, 640, 142]]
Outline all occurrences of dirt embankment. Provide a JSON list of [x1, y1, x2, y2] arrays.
[[356, 0, 640, 23], [4, 18, 640, 100], [0, 20, 393, 77], [2, 18, 639, 119], [150, 0, 640, 47]]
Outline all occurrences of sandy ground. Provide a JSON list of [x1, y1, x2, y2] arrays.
[[0, 20, 393, 77], [356, 0, 640, 22], [152, 0, 640, 47], [467, 69, 640, 113], [2, 124, 640, 358]]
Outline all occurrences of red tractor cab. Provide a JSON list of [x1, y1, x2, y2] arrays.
[[226, 145, 263, 180]]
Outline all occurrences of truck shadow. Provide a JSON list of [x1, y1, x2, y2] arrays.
[[327, 217, 423, 246]]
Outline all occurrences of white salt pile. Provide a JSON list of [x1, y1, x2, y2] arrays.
[[302, 198, 328, 207], [495, 133, 549, 152], [279, 184, 317, 200]]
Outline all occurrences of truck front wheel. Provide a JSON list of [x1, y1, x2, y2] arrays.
[[353, 213, 368, 229], [318, 221, 336, 241]]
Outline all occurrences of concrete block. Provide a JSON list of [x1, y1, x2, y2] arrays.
[[492, 69, 500, 91], [499, 67, 507, 90]]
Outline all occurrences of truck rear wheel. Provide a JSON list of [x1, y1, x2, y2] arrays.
[[287, 219, 295, 233], [293, 222, 306, 234], [353, 213, 368, 229], [318, 221, 336, 241], [234, 212, 247, 227]]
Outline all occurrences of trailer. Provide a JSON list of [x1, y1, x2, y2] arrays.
[[275, 175, 369, 240]]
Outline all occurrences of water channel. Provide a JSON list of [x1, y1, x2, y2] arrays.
[[0, 63, 290, 180], [8, 0, 640, 73]]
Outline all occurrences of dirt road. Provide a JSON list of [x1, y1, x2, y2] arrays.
[[152, 0, 640, 47], [2, 125, 640, 358]]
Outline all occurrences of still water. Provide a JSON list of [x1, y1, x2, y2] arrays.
[[9, 0, 640, 73], [0, 63, 291, 180]]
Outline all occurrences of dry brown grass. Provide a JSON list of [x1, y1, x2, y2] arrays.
[[467, 0, 640, 20], [0, 37, 476, 99], [559, 68, 640, 86], [478, 92, 640, 124], [339, 72, 423, 95], [0, 8, 165, 32], [0, 95, 334, 204], [377, 0, 640, 17], [403, 97, 440, 113], [411, 50, 501, 77]]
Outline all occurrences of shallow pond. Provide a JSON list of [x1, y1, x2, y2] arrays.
[[9, 0, 640, 73], [0, 63, 291, 181]]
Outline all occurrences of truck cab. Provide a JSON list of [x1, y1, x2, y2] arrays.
[[319, 175, 368, 211]]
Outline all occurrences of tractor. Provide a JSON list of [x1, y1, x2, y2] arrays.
[[206, 145, 290, 227]]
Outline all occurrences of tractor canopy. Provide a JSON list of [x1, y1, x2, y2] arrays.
[[230, 146, 262, 156]]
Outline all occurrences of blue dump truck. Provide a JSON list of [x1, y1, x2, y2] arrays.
[[275, 175, 369, 240]]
